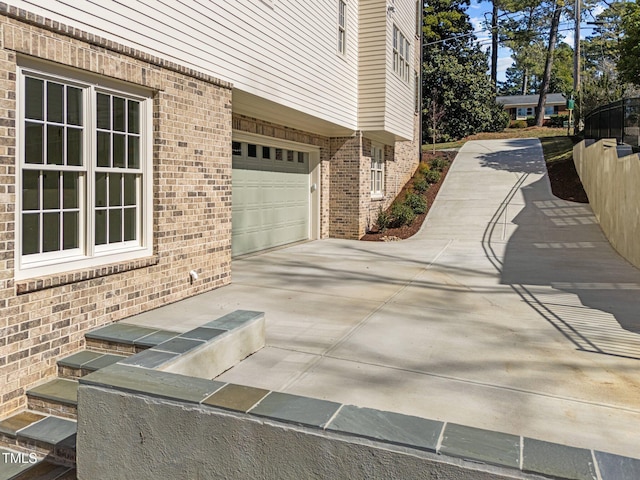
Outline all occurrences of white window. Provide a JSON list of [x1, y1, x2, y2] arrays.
[[18, 63, 152, 279], [371, 145, 384, 197], [516, 107, 534, 119], [393, 25, 411, 82], [338, 0, 347, 55]]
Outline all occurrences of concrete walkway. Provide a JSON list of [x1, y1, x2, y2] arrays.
[[127, 139, 640, 458]]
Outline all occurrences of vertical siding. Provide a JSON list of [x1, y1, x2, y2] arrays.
[[9, 0, 359, 130], [384, 0, 417, 139], [357, 0, 386, 131]]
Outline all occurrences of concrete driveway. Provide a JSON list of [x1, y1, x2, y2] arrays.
[[128, 139, 640, 458]]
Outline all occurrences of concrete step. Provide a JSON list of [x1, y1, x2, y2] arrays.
[[84, 324, 180, 356], [27, 380, 78, 420], [0, 411, 76, 471], [57, 351, 126, 379]]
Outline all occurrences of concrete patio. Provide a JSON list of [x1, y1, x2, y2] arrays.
[[126, 138, 640, 459]]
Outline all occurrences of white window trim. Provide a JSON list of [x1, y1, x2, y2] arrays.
[[337, 0, 347, 56], [371, 144, 385, 199], [393, 25, 411, 83], [16, 58, 153, 281]]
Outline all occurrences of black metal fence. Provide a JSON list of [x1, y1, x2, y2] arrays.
[[584, 98, 640, 147]]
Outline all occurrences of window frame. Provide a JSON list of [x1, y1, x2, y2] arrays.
[[370, 144, 385, 198], [16, 59, 153, 281], [393, 25, 411, 83], [337, 0, 347, 56]]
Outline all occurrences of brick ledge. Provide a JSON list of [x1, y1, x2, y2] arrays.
[[16, 255, 159, 294]]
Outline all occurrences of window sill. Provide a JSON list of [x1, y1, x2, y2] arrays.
[[16, 255, 159, 295], [371, 194, 385, 201]]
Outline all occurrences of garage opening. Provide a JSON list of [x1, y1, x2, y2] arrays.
[[231, 138, 316, 257]]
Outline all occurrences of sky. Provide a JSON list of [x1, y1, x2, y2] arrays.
[[467, 0, 607, 84]]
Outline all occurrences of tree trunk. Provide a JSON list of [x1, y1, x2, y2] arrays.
[[491, 2, 498, 90], [536, 1, 562, 127], [522, 67, 528, 95]]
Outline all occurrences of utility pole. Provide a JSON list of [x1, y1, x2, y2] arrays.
[[573, 0, 580, 93], [573, 0, 580, 134]]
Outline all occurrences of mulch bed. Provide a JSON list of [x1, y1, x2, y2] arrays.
[[546, 157, 588, 203], [361, 150, 457, 241]]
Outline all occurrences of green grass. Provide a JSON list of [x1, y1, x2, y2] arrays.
[[423, 127, 570, 151], [539, 136, 581, 164]]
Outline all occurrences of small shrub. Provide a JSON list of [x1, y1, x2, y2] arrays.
[[510, 120, 527, 129], [430, 157, 448, 172], [376, 207, 391, 232], [390, 202, 416, 227], [526, 117, 537, 127], [413, 177, 429, 193], [547, 115, 569, 128], [425, 170, 441, 184], [404, 192, 427, 214], [417, 163, 430, 176]]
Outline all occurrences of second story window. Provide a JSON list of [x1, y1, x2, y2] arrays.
[[393, 25, 411, 82], [338, 0, 347, 55]]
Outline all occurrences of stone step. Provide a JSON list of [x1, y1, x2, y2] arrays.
[[0, 411, 76, 471], [57, 351, 126, 379], [27, 380, 78, 420], [84, 324, 180, 356], [0, 450, 76, 480]]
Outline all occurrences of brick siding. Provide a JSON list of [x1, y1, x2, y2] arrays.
[[0, 13, 232, 416]]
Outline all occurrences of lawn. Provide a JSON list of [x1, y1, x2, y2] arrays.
[[424, 127, 570, 151]]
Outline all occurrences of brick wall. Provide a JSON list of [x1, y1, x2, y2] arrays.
[[0, 12, 233, 416], [329, 135, 365, 239]]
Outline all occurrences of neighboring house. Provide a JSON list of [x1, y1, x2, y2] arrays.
[[497, 93, 567, 120], [0, 1, 421, 415]]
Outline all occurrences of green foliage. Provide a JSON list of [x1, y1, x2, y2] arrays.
[[510, 120, 527, 129], [429, 157, 448, 171], [413, 177, 429, 193], [546, 115, 568, 128], [390, 202, 416, 227], [526, 117, 537, 127], [618, 3, 640, 86], [422, 0, 508, 141], [417, 163, 430, 176], [425, 170, 441, 184], [404, 192, 428, 214], [376, 207, 391, 232]]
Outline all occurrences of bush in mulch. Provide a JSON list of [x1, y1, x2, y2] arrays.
[[362, 150, 456, 241]]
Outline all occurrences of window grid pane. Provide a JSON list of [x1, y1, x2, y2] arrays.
[[21, 74, 145, 262], [22, 169, 80, 255]]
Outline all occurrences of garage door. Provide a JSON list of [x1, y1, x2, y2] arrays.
[[232, 140, 310, 257]]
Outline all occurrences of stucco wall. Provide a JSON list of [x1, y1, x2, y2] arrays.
[[77, 385, 535, 480], [573, 139, 640, 269]]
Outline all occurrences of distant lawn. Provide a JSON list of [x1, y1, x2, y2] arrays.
[[538, 135, 580, 164], [424, 127, 570, 151]]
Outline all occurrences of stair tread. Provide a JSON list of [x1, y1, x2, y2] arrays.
[[0, 411, 46, 436], [57, 351, 103, 369], [16, 416, 76, 446], [27, 379, 78, 406], [0, 448, 32, 480], [59, 352, 125, 371], [6, 459, 73, 480], [85, 323, 170, 345]]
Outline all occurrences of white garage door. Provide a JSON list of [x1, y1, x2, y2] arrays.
[[232, 140, 310, 257]]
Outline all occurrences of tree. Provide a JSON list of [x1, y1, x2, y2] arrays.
[[425, 89, 446, 153], [618, 2, 640, 87], [422, 0, 509, 141], [534, 0, 563, 127]]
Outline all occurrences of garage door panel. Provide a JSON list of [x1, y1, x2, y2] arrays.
[[232, 140, 311, 257]]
